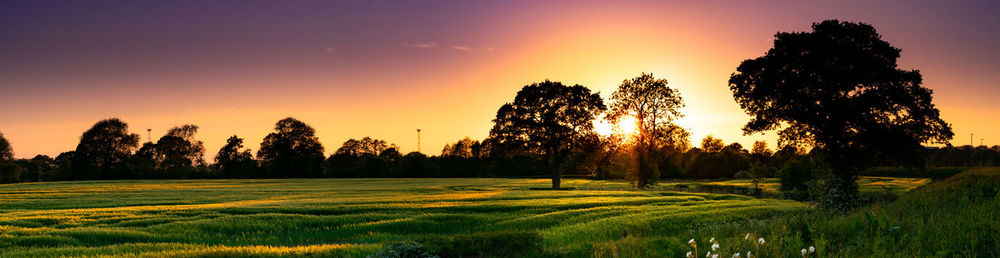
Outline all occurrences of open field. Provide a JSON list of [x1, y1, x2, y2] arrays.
[[0, 177, 934, 257]]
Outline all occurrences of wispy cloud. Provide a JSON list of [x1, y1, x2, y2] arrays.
[[404, 42, 495, 53], [450, 45, 472, 51], [405, 42, 438, 49], [324, 46, 335, 53]]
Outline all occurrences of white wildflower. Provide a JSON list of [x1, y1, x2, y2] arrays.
[[757, 237, 765, 245], [712, 254, 718, 258], [710, 237, 716, 243], [733, 253, 741, 258], [687, 251, 694, 258], [809, 246, 815, 253], [747, 251, 752, 257], [744, 233, 750, 240], [801, 248, 807, 256], [706, 251, 711, 258], [689, 239, 696, 245]]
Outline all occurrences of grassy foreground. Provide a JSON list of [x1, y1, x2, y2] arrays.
[[0, 178, 805, 257], [686, 167, 1000, 257], [0, 174, 948, 257]]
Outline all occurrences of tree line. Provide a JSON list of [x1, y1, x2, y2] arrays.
[[0, 20, 958, 210]]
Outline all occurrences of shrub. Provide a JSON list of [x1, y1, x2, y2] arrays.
[[779, 158, 813, 192], [694, 184, 762, 197]]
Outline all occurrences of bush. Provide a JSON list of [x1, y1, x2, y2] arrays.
[[779, 158, 813, 192], [694, 184, 762, 197], [369, 241, 438, 258]]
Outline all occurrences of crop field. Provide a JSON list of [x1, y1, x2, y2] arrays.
[[0, 177, 928, 257]]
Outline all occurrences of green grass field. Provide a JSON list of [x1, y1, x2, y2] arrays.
[[0, 174, 958, 257]]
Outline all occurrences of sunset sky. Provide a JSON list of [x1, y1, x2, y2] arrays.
[[2, 0, 999, 159]]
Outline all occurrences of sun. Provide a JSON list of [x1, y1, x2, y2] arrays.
[[594, 115, 639, 137]]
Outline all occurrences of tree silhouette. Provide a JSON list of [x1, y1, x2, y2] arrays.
[[750, 141, 772, 157], [0, 132, 20, 183], [442, 137, 479, 158], [334, 137, 395, 157], [607, 73, 687, 187], [153, 124, 206, 177], [0, 132, 12, 161], [215, 135, 256, 178], [489, 80, 606, 189], [257, 117, 325, 178], [73, 118, 140, 179], [701, 135, 724, 152], [729, 20, 953, 210]]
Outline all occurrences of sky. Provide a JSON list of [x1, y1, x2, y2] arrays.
[[2, 0, 999, 159]]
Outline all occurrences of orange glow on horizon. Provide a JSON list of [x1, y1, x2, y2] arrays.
[[0, 1, 997, 159]]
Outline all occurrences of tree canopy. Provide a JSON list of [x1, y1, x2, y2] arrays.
[[489, 80, 606, 189], [0, 132, 19, 183], [73, 118, 141, 179], [215, 135, 256, 178], [258, 117, 326, 178], [334, 137, 396, 157], [729, 20, 953, 209], [607, 73, 688, 187]]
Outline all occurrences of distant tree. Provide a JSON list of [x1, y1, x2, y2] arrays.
[[0, 132, 20, 183], [258, 117, 325, 178], [335, 137, 395, 157], [400, 152, 440, 177], [489, 80, 606, 189], [729, 20, 954, 210], [164, 125, 206, 165], [328, 137, 399, 178], [51, 151, 76, 180], [0, 132, 12, 161], [607, 73, 687, 187], [130, 142, 159, 179], [18, 155, 54, 182], [684, 137, 749, 179], [442, 137, 478, 158], [723, 143, 746, 154], [750, 141, 773, 157], [215, 135, 256, 178], [700, 135, 724, 153], [73, 118, 141, 179], [153, 124, 206, 178]]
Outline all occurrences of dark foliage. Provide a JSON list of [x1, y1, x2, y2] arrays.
[[729, 20, 953, 210], [71, 118, 141, 180], [258, 117, 326, 178], [488, 80, 606, 189], [214, 135, 257, 178]]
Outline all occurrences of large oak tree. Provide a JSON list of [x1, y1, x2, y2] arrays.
[[729, 20, 953, 209], [489, 80, 606, 189]]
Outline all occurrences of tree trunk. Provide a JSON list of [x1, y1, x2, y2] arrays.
[[551, 170, 561, 189], [545, 147, 562, 190], [822, 153, 860, 211]]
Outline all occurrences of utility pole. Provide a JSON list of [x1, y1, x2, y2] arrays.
[[971, 133, 974, 167], [981, 138, 985, 167], [416, 129, 422, 153], [147, 128, 152, 142]]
